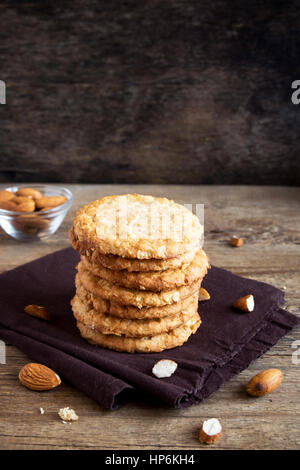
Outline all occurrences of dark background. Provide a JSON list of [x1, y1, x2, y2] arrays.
[[0, 0, 299, 185]]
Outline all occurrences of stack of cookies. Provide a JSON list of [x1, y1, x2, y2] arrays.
[[70, 194, 209, 353]]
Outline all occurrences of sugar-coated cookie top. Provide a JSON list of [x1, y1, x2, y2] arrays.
[[70, 194, 203, 259]]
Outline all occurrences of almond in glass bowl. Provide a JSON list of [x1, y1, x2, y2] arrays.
[[0, 185, 73, 241]]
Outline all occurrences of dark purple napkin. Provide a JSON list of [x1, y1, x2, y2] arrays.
[[0, 248, 298, 410]]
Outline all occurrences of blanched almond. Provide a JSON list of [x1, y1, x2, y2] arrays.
[[152, 359, 178, 378], [16, 187, 43, 200], [36, 196, 67, 209]]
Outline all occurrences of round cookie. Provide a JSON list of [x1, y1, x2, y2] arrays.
[[71, 294, 198, 338], [81, 244, 199, 272], [70, 194, 203, 259], [76, 312, 201, 353], [76, 277, 199, 319], [81, 250, 209, 292], [76, 263, 202, 308]]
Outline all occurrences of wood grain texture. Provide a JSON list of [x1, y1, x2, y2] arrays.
[[0, 184, 299, 450], [0, 1, 300, 184]]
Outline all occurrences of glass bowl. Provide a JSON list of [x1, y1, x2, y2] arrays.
[[0, 185, 73, 241]]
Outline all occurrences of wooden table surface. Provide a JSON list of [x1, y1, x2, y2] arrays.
[[0, 184, 299, 450]]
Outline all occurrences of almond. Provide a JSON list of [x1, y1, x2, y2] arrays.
[[40, 206, 56, 212], [233, 294, 254, 312], [199, 418, 222, 444], [24, 304, 51, 321], [16, 187, 43, 200], [18, 363, 61, 391], [13, 196, 33, 205], [152, 359, 178, 378], [18, 214, 49, 228], [36, 196, 67, 209], [246, 368, 283, 397], [231, 236, 244, 247], [0, 190, 14, 202], [199, 287, 210, 301], [0, 200, 18, 211], [17, 200, 35, 212], [13, 215, 49, 234]]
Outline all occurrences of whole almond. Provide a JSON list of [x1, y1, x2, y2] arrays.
[[19, 363, 61, 391], [0, 200, 18, 211], [17, 200, 35, 212], [36, 196, 67, 209], [0, 190, 14, 202], [16, 223, 38, 235], [16, 187, 43, 200], [40, 206, 56, 212], [19, 214, 49, 228], [246, 368, 283, 397], [13, 196, 33, 205], [24, 304, 50, 320], [13, 215, 50, 234]]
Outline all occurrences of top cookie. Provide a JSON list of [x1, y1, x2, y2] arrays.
[[70, 194, 203, 259]]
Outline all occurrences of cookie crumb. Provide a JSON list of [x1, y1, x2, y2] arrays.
[[39, 407, 45, 415], [58, 407, 78, 422]]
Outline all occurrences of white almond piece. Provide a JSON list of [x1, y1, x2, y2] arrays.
[[203, 418, 222, 436], [246, 295, 255, 312], [152, 359, 178, 378]]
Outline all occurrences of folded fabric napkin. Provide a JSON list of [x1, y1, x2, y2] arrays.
[[0, 247, 298, 410]]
